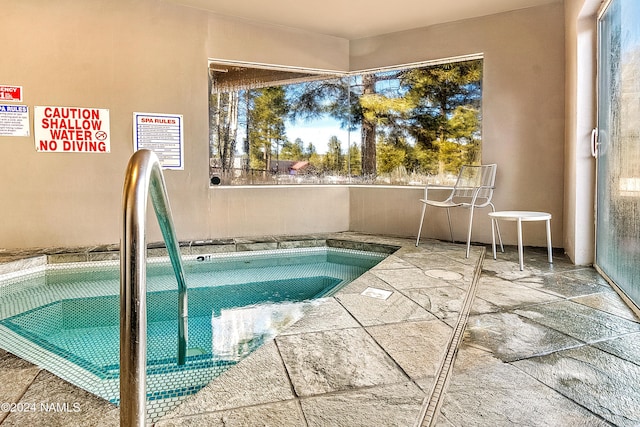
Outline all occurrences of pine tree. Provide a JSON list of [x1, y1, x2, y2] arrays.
[[402, 60, 483, 174], [247, 87, 289, 172]]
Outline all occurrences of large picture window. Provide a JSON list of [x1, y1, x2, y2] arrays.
[[208, 57, 483, 186]]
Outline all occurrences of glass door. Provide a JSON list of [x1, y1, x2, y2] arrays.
[[595, 0, 640, 306]]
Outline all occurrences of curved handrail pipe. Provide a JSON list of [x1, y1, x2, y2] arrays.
[[120, 149, 188, 426]]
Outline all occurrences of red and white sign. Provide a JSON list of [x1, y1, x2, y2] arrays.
[[0, 85, 23, 102], [34, 106, 110, 153]]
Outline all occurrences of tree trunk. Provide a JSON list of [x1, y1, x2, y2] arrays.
[[361, 74, 377, 178], [224, 91, 239, 172]]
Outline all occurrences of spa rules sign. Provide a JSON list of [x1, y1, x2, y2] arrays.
[[34, 106, 111, 153]]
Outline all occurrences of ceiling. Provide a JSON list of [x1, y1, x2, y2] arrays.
[[170, 0, 560, 39]]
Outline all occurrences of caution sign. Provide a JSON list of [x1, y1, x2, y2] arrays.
[[34, 106, 110, 153]]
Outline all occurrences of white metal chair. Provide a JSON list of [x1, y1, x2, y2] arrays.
[[415, 164, 504, 258]]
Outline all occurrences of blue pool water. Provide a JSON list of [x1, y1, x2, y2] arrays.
[[0, 246, 386, 420]]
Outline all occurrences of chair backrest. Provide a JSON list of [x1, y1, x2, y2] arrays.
[[450, 164, 497, 207]]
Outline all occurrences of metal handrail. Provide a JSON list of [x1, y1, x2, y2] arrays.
[[120, 149, 188, 426]]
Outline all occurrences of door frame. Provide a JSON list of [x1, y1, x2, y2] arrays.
[[593, 0, 640, 317]]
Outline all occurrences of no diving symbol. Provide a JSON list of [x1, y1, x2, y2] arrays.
[[95, 131, 108, 141]]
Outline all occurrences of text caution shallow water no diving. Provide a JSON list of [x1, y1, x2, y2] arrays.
[[34, 106, 110, 153]]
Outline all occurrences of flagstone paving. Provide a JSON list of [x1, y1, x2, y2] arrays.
[[0, 233, 638, 426]]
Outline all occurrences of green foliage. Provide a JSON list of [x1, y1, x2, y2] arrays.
[[210, 59, 483, 183], [376, 139, 406, 174], [348, 143, 362, 175], [305, 142, 317, 157], [248, 87, 288, 170], [323, 135, 345, 172], [288, 78, 352, 128], [280, 138, 304, 160], [308, 152, 323, 170], [354, 59, 482, 177], [359, 93, 416, 126], [449, 106, 480, 141]]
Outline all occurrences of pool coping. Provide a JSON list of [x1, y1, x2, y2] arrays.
[[0, 234, 399, 269]]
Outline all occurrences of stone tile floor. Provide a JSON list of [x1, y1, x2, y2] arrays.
[[0, 232, 639, 426]]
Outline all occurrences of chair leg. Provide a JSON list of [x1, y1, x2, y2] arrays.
[[466, 206, 475, 258], [446, 208, 454, 242], [416, 203, 427, 247]]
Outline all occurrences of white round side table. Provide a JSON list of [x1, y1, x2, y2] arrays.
[[488, 211, 552, 271]]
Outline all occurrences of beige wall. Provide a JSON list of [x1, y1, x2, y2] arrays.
[[349, 186, 500, 244], [563, 0, 601, 265], [0, 0, 351, 250], [208, 186, 349, 238], [0, 1, 569, 251], [206, 14, 350, 71], [350, 3, 566, 247], [0, 0, 210, 248]]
